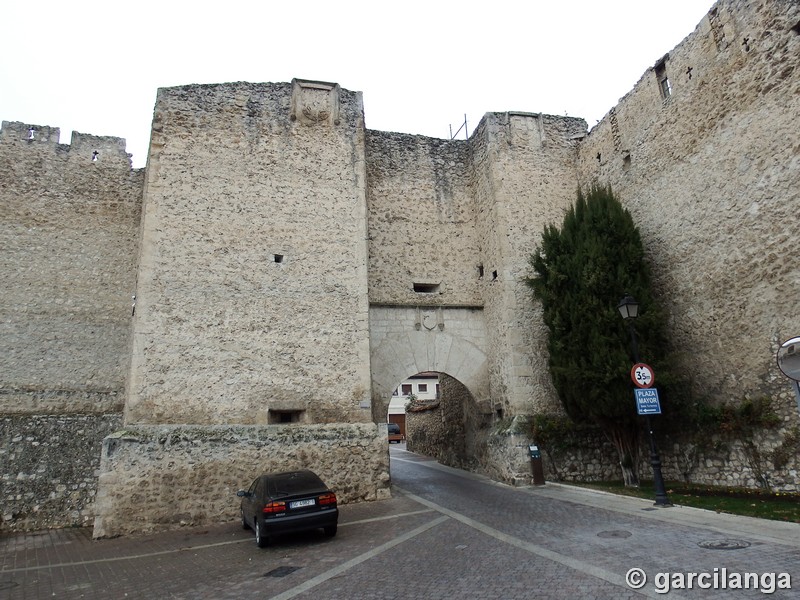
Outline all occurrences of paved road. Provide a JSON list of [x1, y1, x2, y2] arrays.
[[2, 444, 798, 599]]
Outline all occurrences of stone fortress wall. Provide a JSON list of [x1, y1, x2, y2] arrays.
[[572, 0, 800, 489], [577, 0, 800, 404], [0, 123, 142, 529], [1, 0, 798, 533], [579, 0, 800, 491], [0, 122, 143, 416]]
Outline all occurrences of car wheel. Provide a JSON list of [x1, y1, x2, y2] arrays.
[[241, 508, 249, 530], [255, 520, 269, 548], [323, 524, 337, 537]]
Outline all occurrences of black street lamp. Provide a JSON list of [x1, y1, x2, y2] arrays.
[[617, 295, 671, 506]]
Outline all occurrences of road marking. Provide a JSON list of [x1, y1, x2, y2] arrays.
[[396, 487, 686, 600], [0, 510, 437, 575], [343, 508, 436, 526], [268, 515, 449, 600], [0, 538, 252, 573]]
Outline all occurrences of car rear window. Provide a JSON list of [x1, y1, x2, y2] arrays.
[[266, 471, 326, 497]]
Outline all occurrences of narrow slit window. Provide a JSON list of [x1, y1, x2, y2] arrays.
[[655, 60, 672, 99], [413, 282, 439, 293], [660, 76, 672, 98]]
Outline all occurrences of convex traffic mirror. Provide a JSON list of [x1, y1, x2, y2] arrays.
[[777, 337, 800, 381]]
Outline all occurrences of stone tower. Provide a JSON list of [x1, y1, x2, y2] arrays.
[[92, 81, 389, 537]]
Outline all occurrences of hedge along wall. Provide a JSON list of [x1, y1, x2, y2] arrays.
[[92, 423, 390, 538], [531, 379, 800, 491]]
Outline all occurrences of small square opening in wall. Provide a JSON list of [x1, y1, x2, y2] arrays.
[[268, 410, 305, 424], [413, 282, 440, 294], [272, 254, 284, 264], [622, 153, 631, 171]]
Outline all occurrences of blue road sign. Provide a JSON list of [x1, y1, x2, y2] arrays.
[[634, 388, 661, 415]]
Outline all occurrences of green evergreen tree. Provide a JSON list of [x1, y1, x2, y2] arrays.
[[526, 185, 668, 486]]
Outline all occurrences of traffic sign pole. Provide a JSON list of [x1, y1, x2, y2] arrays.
[[621, 307, 671, 506]]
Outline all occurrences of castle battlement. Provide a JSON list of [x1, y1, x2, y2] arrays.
[[1, 120, 61, 144], [1, 120, 134, 168]]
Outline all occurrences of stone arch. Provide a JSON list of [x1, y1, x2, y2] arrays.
[[368, 306, 490, 422]]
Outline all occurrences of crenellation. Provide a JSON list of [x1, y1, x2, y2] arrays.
[[1, 120, 134, 168], [1, 120, 61, 144], [68, 131, 132, 167]]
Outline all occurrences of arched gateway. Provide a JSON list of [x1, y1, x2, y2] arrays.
[[369, 306, 490, 421]]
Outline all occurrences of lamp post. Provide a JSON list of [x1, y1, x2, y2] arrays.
[[617, 295, 671, 506]]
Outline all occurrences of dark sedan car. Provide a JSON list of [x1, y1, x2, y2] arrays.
[[387, 422, 404, 443], [237, 470, 338, 548]]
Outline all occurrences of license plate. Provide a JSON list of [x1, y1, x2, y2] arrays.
[[290, 499, 315, 509]]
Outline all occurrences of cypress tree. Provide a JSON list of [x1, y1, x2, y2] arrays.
[[527, 185, 668, 486]]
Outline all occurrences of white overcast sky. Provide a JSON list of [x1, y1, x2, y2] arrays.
[[1, 1, 715, 168]]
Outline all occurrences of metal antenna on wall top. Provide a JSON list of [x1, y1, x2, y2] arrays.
[[449, 114, 468, 140]]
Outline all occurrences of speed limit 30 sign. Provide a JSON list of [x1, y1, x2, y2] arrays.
[[631, 363, 655, 388]]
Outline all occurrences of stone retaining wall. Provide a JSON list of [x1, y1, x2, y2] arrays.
[[531, 397, 800, 492], [93, 423, 390, 538], [1, 413, 122, 531]]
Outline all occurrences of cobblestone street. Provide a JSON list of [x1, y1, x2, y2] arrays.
[[2, 445, 798, 599]]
